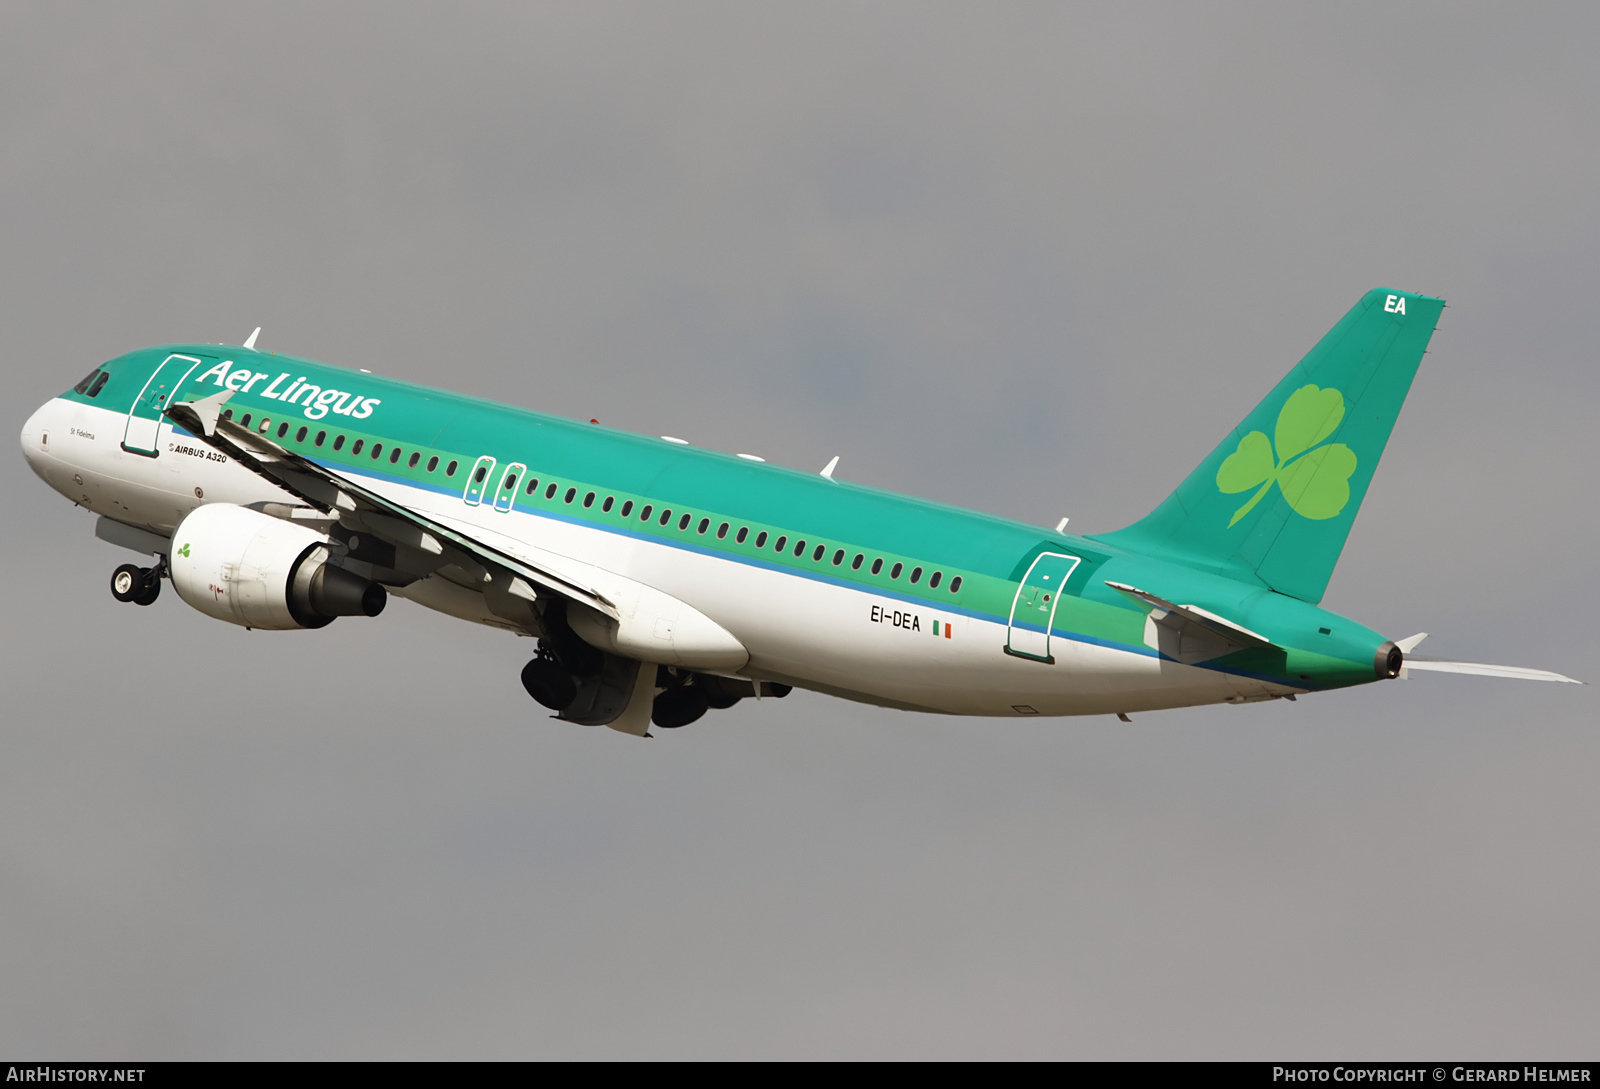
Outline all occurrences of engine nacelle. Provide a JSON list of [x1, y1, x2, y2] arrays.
[[170, 503, 387, 630]]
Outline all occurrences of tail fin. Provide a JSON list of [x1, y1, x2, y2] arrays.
[[1091, 288, 1444, 604]]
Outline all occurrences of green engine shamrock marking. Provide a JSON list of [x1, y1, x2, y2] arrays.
[[1216, 384, 1357, 528], [177, 542, 191, 558]]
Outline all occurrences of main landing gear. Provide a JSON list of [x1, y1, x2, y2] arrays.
[[519, 599, 792, 731], [518, 653, 795, 730], [520, 655, 577, 711], [110, 561, 162, 607], [649, 670, 793, 729]]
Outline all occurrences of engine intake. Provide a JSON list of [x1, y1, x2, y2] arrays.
[[170, 503, 386, 630]]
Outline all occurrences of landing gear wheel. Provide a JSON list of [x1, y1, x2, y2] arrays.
[[652, 686, 709, 729], [133, 572, 161, 606], [111, 564, 143, 603], [521, 657, 577, 711]]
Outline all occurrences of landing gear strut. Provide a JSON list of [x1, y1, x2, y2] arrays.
[[110, 562, 161, 606]]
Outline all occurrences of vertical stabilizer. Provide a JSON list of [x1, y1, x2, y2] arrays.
[[1092, 288, 1444, 603]]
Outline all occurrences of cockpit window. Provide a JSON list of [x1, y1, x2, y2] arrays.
[[73, 369, 102, 394], [87, 372, 109, 398]]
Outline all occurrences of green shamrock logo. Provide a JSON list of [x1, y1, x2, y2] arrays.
[[177, 542, 191, 558], [1216, 384, 1357, 528]]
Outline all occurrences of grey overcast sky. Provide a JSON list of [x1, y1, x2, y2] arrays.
[[2, 3, 1596, 1059]]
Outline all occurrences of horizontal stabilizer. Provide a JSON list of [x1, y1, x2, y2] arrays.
[[1403, 657, 1582, 684], [1105, 581, 1275, 649]]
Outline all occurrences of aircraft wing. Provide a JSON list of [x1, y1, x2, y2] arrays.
[[164, 391, 618, 627]]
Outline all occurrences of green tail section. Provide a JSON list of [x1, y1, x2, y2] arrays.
[[1092, 287, 1444, 604]]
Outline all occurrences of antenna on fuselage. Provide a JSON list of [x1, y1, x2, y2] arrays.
[[820, 455, 840, 480], [243, 327, 262, 350]]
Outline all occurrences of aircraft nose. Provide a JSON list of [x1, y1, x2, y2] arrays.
[[19, 399, 65, 485], [20, 401, 49, 469]]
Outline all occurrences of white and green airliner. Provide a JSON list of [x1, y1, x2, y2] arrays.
[[20, 288, 1579, 735]]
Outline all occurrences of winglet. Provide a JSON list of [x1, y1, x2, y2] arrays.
[[244, 327, 261, 350], [820, 455, 839, 480], [1396, 632, 1428, 653]]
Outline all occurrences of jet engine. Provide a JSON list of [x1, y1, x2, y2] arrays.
[[169, 503, 386, 630]]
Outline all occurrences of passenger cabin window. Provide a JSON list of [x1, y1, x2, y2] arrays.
[[659, 509, 672, 525], [754, 531, 766, 548], [584, 492, 595, 508], [565, 488, 576, 504], [736, 527, 748, 544], [910, 567, 923, 584], [890, 562, 903, 579], [333, 434, 345, 451], [427, 456, 438, 472], [277, 422, 290, 439], [697, 517, 709, 534], [871, 558, 883, 575], [389, 447, 402, 464], [351, 439, 364, 455], [832, 549, 844, 566], [525, 477, 538, 494], [240, 413, 252, 429], [505, 474, 518, 491], [446, 460, 458, 476], [929, 571, 942, 589], [717, 523, 729, 540], [296, 426, 308, 443], [812, 545, 824, 562], [949, 576, 963, 593], [409, 452, 421, 469], [603, 496, 614, 513], [640, 504, 652, 521], [371, 443, 382, 459], [546, 483, 558, 499], [851, 553, 863, 570], [678, 514, 691, 530], [315, 431, 327, 447], [620, 500, 633, 517], [774, 535, 786, 552], [474, 466, 488, 484]]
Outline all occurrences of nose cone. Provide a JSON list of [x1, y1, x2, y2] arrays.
[[20, 400, 54, 481]]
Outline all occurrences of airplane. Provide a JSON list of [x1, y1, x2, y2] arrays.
[[19, 288, 1580, 736]]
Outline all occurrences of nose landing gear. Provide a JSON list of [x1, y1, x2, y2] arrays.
[[110, 561, 162, 607]]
